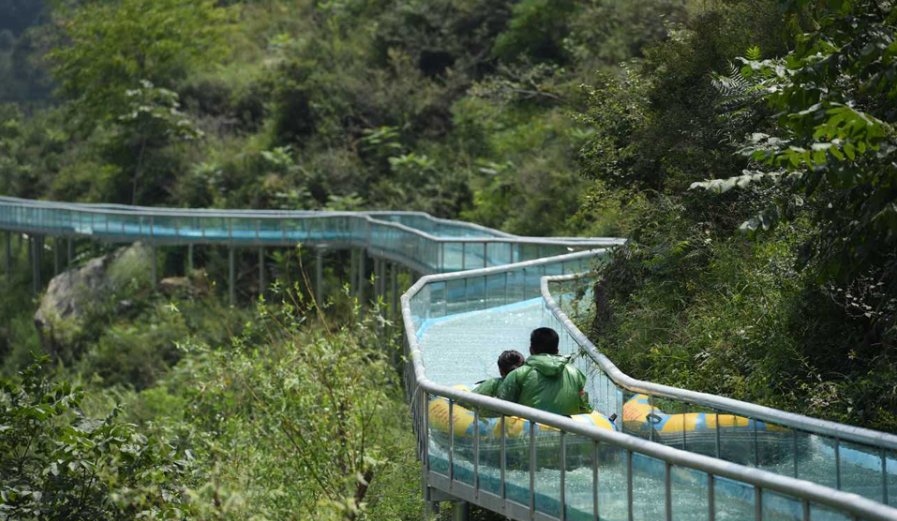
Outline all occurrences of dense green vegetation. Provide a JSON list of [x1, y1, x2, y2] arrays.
[[1, 0, 895, 518]]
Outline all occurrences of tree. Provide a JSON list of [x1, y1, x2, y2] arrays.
[[0, 361, 191, 519], [49, 0, 231, 133]]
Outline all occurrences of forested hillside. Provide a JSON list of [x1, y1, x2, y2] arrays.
[[0, 0, 895, 519]]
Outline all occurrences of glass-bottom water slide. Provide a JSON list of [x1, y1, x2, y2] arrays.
[[1, 196, 896, 520]]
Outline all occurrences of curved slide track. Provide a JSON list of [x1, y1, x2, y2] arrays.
[[2, 196, 897, 521]]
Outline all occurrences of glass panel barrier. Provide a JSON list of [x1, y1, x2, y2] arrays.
[[563, 434, 595, 520], [484, 272, 509, 307], [801, 436, 838, 490], [841, 439, 888, 503], [533, 427, 562, 519], [713, 475, 754, 520], [809, 503, 851, 521], [763, 489, 803, 521], [596, 444, 628, 521], [671, 466, 709, 521], [498, 415, 535, 510], [448, 400, 481, 486], [631, 453, 667, 521]]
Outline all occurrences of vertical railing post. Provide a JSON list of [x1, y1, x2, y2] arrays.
[[529, 421, 536, 518], [592, 441, 599, 520], [449, 399, 455, 485], [665, 462, 673, 521], [715, 412, 722, 458], [627, 449, 634, 521], [754, 486, 762, 521], [500, 416, 507, 504], [882, 449, 889, 505], [559, 431, 566, 521], [753, 419, 760, 467], [473, 408, 480, 499], [835, 438, 842, 490], [708, 474, 716, 521]]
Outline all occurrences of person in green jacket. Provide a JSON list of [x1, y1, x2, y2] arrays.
[[472, 349, 525, 397], [495, 327, 592, 416]]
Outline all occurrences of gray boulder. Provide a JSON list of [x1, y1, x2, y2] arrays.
[[34, 242, 153, 354]]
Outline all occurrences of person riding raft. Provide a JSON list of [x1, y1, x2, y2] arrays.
[[495, 327, 592, 416], [471, 349, 525, 397]]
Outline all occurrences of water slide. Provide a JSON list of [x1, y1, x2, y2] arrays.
[[1, 195, 896, 520]]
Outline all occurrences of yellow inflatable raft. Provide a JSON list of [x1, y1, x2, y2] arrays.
[[623, 394, 795, 464], [427, 386, 616, 468]]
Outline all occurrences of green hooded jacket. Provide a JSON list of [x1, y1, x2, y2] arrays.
[[495, 354, 591, 416], [471, 377, 502, 397]]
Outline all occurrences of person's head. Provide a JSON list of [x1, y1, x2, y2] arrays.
[[529, 327, 559, 355], [497, 349, 525, 378]]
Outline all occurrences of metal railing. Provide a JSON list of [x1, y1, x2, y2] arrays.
[[402, 259, 897, 520], [0, 196, 619, 274], [540, 274, 897, 507], [3, 196, 897, 519]]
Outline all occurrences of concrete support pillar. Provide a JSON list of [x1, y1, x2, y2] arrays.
[[228, 246, 236, 306], [315, 248, 323, 306], [258, 247, 265, 296]]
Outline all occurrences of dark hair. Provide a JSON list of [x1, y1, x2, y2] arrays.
[[530, 327, 559, 355], [497, 350, 525, 377]]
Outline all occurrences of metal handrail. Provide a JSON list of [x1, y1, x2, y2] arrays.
[[4, 196, 897, 519], [541, 273, 897, 451]]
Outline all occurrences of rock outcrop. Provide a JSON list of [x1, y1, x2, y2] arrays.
[[34, 242, 153, 356]]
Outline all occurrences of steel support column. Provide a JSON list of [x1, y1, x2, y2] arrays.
[[150, 243, 158, 287], [349, 249, 357, 295], [228, 246, 236, 306], [358, 248, 367, 302], [374, 257, 383, 300], [4, 231, 11, 282], [53, 237, 60, 275], [66, 237, 73, 267], [315, 248, 323, 306], [452, 502, 469, 521], [390, 261, 399, 323], [187, 243, 194, 273], [258, 247, 265, 296], [31, 234, 43, 295]]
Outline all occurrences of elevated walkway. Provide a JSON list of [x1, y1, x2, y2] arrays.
[[1, 196, 896, 520]]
